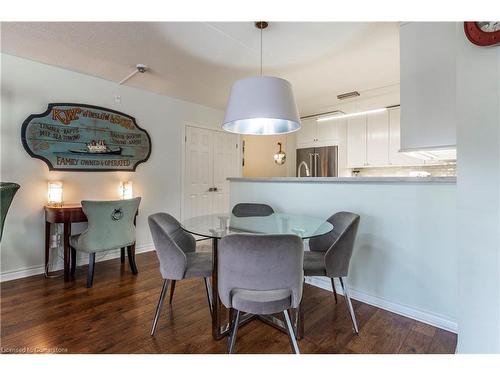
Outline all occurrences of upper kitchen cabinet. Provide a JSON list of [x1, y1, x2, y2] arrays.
[[296, 118, 317, 145], [388, 108, 424, 165], [297, 117, 342, 147], [400, 22, 456, 151], [347, 108, 423, 168], [347, 115, 367, 167], [317, 118, 343, 145], [367, 110, 389, 166]]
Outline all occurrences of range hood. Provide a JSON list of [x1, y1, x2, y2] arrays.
[[401, 147, 456, 161]]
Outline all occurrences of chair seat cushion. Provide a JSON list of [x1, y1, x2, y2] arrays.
[[184, 252, 212, 278], [231, 288, 292, 315], [303, 251, 327, 276], [70, 234, 134, 253]]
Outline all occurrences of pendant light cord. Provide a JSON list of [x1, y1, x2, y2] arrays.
[[260, 26, 263, 76]]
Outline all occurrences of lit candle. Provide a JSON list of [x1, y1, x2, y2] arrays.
[[120, 181, 133, 200], [47, 181, 63, 207]]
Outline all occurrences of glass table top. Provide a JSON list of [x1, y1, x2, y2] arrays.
[[181, 213, 333, 240]]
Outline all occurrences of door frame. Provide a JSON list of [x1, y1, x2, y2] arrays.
[[180, 123, 242, 221]]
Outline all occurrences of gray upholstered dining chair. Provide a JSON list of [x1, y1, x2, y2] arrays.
[[304, 211, 360, 334], [70, 197, 141, 288], [219, 233, 303, 354], [148, 212, 213, 336], [231, 203, 274, 217]]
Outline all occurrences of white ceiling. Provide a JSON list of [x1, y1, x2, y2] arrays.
[[0, 22, 400, 116]]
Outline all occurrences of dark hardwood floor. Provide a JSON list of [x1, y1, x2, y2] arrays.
[[0, 250, 457, 354]]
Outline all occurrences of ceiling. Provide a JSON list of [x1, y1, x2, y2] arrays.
[[0, 22, 400, 116]]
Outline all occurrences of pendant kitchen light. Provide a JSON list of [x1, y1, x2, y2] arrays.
[[222, 22, 301, 135]]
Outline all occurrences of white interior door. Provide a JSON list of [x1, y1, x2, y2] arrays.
[[184, 126, 240, 219], [184, 126, 213, 219], [212, 131, 239, 214]]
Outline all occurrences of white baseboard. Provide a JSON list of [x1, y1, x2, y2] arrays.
[[305, 276, 458, 334], [0, 243, 155, 282]]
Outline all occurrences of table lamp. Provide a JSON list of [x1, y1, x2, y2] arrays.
[[119, 181, 133, 200], [47, 181, 63, 207]]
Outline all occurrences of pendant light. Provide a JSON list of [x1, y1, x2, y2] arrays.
[[273, 142, 286, 165], [222, 22, 301, 135]]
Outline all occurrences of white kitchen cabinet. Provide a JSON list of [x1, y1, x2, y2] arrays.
[[296, 118, 317, 145], [367, 111, 389, 166], [347, 109, 424, 168], [388, 108, 424, 165], [297, 117, 341, 147], [347, 116, 367, 168], [317, 119, 341, 144]]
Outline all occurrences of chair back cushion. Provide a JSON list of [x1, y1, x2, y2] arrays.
[[0, 182, 20, 242], [218, 234, 303, 310], [232, 203, 274, 217], [308, 211, 360, 277], [78, 197, 140, 252], [148, 212, 196, 280]]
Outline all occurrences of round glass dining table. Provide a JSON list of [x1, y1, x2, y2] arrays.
[[181, 212, 333, 240], [180, 212, 333, 341]]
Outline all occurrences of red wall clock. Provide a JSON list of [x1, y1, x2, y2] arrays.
[[464, 22, 500, 46]]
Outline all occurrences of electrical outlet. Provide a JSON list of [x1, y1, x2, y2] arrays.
[[51, 234, 62, 248], [114, 95, 121, 103]]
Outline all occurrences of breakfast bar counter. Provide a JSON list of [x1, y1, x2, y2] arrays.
[[227, 175, 458, 332], [227, 176, 456, 183]]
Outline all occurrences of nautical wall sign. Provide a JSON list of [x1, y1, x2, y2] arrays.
[[21, 103, 151, 171]]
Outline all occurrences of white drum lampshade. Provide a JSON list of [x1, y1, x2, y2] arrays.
[[222, 76, 301, 135]]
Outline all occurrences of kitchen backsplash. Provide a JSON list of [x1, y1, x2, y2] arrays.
[[351, 163, 456, 177]]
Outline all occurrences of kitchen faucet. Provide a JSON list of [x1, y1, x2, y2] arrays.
[[297, 161, 310, 177]]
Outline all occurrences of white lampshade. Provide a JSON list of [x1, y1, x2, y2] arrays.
[[222, 76, 301, 135], [119, 181, 133, 200], [47, 181, 63, 207]]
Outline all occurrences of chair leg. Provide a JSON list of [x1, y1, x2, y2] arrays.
[[150, 279, 170, 336], [203, 277, 213, 317], [330, 278, 338, 304], [283, 309, 300, 354], [169, 280, 176, 304], [127, 244, 138, 274], [87, 253, 95, 288], [70, 247, 76, 276], [339, 277, 359, 334], [227, 310, 240, 354], [120, 247, 125, 263]]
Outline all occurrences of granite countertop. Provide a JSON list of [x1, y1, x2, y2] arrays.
[[227, 177, 456, 183]]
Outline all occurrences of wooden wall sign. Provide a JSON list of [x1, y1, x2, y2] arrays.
[[21, 103, 151, 171]]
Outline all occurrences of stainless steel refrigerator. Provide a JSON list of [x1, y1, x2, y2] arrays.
[[296, 146, 338, 177]]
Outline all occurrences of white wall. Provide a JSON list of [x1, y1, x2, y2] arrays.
[[230, 180, 458, 331], [455, 27, 500, 353], [0, 53, 223, 279], [399, 22, 500, 353]]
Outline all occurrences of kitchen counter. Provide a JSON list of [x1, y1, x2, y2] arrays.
[[228, 176, 456, 183]]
